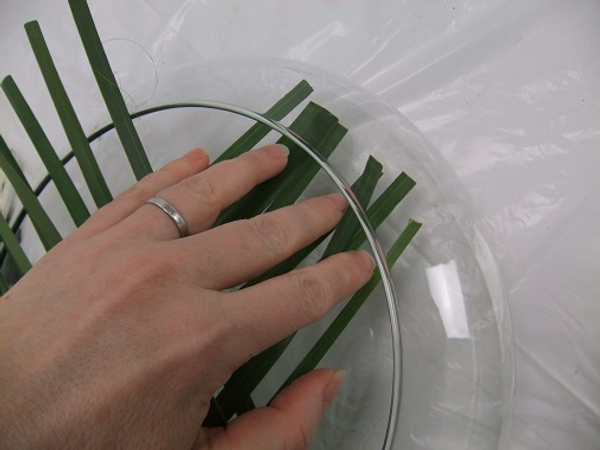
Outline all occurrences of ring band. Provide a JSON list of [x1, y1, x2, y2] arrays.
[[145, 197, 189, 238]]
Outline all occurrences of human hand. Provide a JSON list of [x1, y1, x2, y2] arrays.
[[0, 144, 374, 449]]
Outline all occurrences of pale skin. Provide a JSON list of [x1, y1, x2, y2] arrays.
[[0, 144, 375, 449]]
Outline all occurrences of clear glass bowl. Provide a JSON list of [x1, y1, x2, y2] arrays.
[[14, 58, 514, 450]]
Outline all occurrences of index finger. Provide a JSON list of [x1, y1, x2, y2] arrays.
[[224, 250, 375, 357]]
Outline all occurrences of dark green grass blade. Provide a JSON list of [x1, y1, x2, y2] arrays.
[[347, 172, 416, 250], [213, 80, 313, 164], [203, 334, 296, 427], [1, 76, 90, 226], [237, 395, 256, 414], [25, 20, 113, 207], [0, 271, 8, 295], [0, 139, 26, 183], [0, 136, 61, 250], [266, 123, 347, 211], [205, 397, 228, 428], [205, 156, 386, 424], [229, 336, 294, 416], [68, 0, 152, 180], [274, 219, 422, 398], [214, 102, 342, 226], [0, 214, 32, 275], [322, 156, 383, 259]]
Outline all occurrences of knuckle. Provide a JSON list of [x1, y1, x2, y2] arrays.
[[295, 424, 314, 450], [223, 152, 263, 182], [248, 215, 293, 256], [280, 421, 313, 450], [237, 149, 263, 165], [111, 248, 176, 299], [175, 176, 221, 210], [115, 176, 156, 203], [303, 196, 336, 220], [292, 198, 338, 236], [335, 252, 358, 279], [344, 252, 371, 285], [288, 270, 331, 324]]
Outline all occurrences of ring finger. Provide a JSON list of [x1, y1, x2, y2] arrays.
[[74, 148, 209, 240], [117, 144, 289, 241]]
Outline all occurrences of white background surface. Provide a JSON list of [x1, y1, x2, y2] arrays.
[[1, 1, 599, 449]]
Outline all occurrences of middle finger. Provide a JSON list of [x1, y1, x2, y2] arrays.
[[179, 193, 348, 290]]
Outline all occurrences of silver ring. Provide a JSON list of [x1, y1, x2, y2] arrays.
[[145, 197, 189, 238]]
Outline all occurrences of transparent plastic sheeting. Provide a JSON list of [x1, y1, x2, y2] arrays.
[[1, 1, 599, 449]]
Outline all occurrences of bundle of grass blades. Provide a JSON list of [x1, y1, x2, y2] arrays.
[[0, 0, 421, 425]]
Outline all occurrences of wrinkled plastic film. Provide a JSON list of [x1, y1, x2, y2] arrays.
[[1, 1, 598, 449]]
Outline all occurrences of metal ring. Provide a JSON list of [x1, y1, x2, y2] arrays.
[[145, 197, 189, 238]]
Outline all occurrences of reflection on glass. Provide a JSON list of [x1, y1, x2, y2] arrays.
[[426, 260, 470, 339]]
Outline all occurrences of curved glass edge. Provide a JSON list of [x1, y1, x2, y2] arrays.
[[382, 106, 515, 447], [471, 227, 515, 450]]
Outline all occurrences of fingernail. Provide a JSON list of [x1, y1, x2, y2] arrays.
[[185, 148, 208, 162], [357, 250, 376, 273], [324, 193, 347, 213], [323, 370, 346, 406], [262, 144, 289, 158]]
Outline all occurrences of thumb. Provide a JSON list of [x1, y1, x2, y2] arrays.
[[205, 369, 345, 450]]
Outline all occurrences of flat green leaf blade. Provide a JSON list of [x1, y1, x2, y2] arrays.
[[0, 271, 9, 295], [203, 397, 228, 428], [202, 335, 295, 426], [213, 80, 313, 164], [25, 20, 113, 207], [1, 76, 90, 226], [0, 136, 61, 250], [348, 171, 416, 249], [266, 123, 347, 212], [0, 213, 32, 276], [322, 155, 383, 259], [0, 137, 26, 183], [275, 219, 422, 396], [68, 0, 152, 180]]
